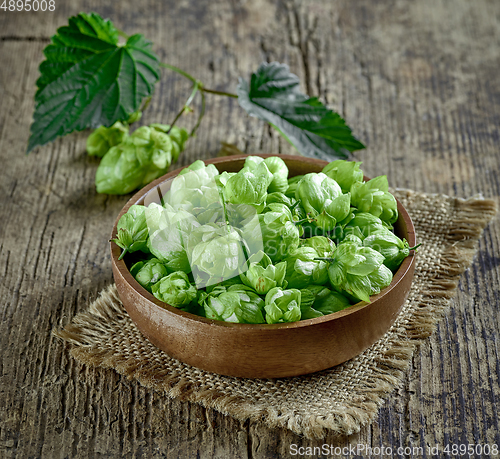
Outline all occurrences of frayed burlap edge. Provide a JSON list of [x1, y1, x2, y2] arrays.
[[54, 193, 498, 439]]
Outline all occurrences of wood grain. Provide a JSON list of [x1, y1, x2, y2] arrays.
[[0, 0, 499, 457]]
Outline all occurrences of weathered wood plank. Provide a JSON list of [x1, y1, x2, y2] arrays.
[[0, 0, 499, 457]]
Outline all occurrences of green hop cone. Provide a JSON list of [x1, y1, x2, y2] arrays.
[[303, 285, 351, 315], [295, 172, 351, 232], [215, 171, 236, 189], [221, 284, 266, 324], [265, 191, 295, 208], [149, 124, 189, 163], [322, 159, 364, 193], [130, 258, 169, 292], [200, 284, 265, 323], [327, 240, 390, 303], [95, 124, 188, 195], [217, 203, 264, 261], [363, 229, 410, 272], [126, 110, 142, 124], [223, 160, 273, 211], [258, 203, 300, 262], [199, 290, 240, 322], [187, 224, 249, 288], [297, 288, 324, 319], [350, 176, 398, 224], [86, 121, 129, 158], [95, 143, 143, 194], [342, 211, 390, 240], [341, 234, 364, 246], [244, 156, 289, 194], [298, 285, 351, 319], [264, 287, 302, 324], [367, 264, 393, 295], [285, 174, 304, 199], [282, 247, 329, 289], [178, 159, 212, 175], [151, 271, 197, 307], [112, 205, 149, 260], [239, 251, 287, 295], [299, 236, 335, 257], [167, 160, 221, 215], [146, 203, 198, 273], [265, 192, 305, 225]]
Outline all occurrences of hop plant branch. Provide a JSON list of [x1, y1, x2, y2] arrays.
[[28, 11, 366, 175]]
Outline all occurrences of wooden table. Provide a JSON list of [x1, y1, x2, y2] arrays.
[[1, 0, 499, 457]]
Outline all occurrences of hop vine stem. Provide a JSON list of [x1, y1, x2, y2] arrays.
[[114, 32, 238, 133], [117, 31, 238, 99], [159, 62, 238, 97], [158, 62, 237, 135], [167, 80, 200, 134]]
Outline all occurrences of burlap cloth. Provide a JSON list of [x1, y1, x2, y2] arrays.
[[55, 190, 497, 439]]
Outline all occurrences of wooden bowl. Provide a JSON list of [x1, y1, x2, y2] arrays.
[[111, 155, 416, 378]]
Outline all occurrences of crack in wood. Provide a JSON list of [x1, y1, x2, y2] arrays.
[[1, 0, 500, 456], [282, 0, 319, 96], [1, 36, 50, 42]]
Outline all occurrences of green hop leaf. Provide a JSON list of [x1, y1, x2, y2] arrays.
[[237, 62, 365, 160], [28, 12, 160, 153]]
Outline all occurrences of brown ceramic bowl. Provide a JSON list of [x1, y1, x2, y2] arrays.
[[111, 154, 416, 379]]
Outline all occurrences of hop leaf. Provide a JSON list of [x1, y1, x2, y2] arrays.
[[28, 12, 160, 153], [237, 62, 365, 160]]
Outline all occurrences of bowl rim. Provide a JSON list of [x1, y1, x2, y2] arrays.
[[110, 154, 416, 331]]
